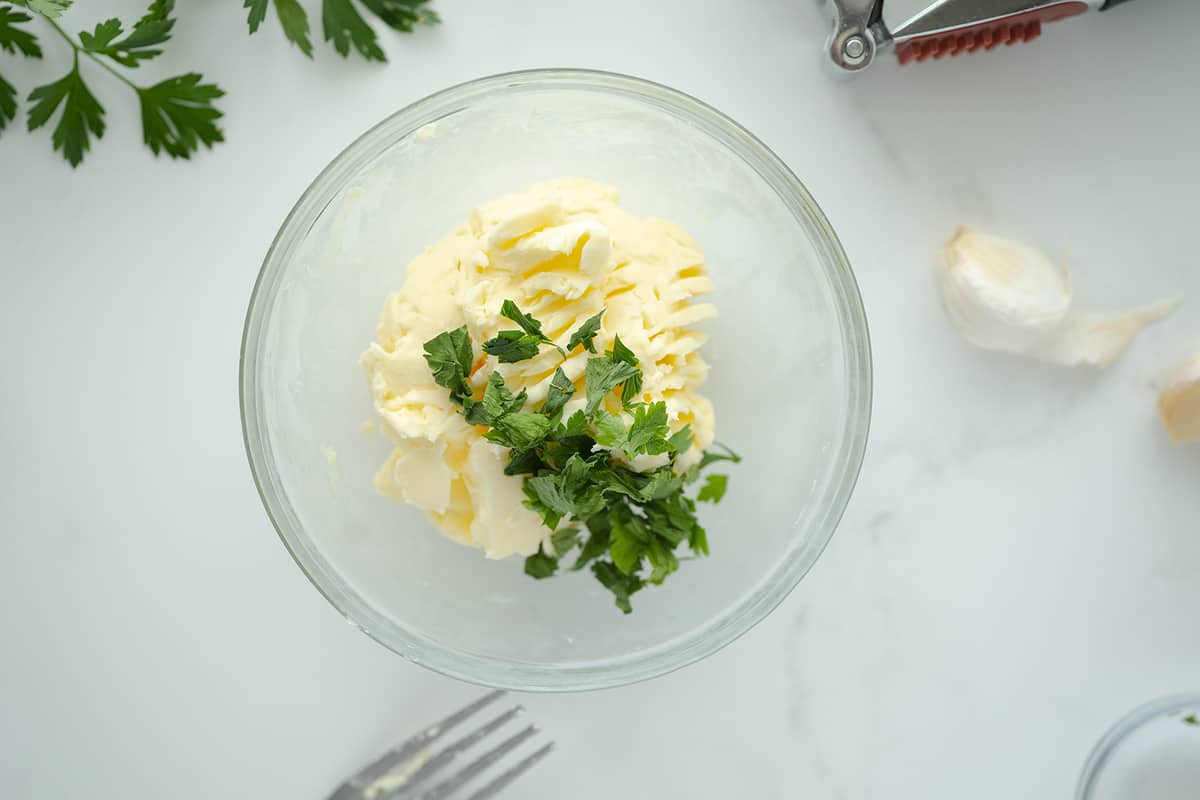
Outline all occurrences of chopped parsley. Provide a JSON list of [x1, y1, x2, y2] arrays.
[[422, 325, 474, 404], [424, 299, 738, 613], [584, 357, 640, 415], [697, 474, 728, 503], [483, 299, 566, 361], [566, 310, 604, 354]]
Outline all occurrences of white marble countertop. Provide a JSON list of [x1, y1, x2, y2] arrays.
[[3, 1, 1199, 797]]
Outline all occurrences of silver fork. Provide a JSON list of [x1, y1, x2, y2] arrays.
[[327, 691, 553, 800]]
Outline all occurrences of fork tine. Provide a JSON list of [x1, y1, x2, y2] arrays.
[[348, 691, 506, 789], [462, 742, 554, 800], [413, 724, 541, 800], [381, 706, 525, 798]]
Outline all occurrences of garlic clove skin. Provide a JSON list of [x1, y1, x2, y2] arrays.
[[939, 226, 1072, 353], [938, 226, 1180, 368], [1158, 353, 1200, 444], [1031, 300, 1183, 368]]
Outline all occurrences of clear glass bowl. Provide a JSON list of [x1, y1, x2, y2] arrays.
[[240, 69, 871, 691], [1077, 694, 1200, 800]]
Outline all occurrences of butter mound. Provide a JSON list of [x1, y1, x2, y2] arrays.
[[361, 178, 717, 558]]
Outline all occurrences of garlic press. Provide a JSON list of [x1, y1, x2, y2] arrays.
[[823, 0, 1138, 72]]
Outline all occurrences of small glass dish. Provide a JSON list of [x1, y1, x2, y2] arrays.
[[240, 69, 871, 691], [1077, 694, 1200, 800]]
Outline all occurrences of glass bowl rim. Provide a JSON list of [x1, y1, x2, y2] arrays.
[[239, 67, 873, 692], [1076, 692, 1200, 799]]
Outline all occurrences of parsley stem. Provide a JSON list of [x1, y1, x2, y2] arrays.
[[42, 16, 140, 92]]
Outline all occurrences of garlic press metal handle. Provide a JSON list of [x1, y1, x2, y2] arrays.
[[824, 0, 888, 71], [825, 0, 1141, 73]]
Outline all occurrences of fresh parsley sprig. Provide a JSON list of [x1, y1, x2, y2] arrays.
[[2, 0, 224, 166], [1, 3, 47, 136], [0, 0, 439, 166], [423, 300, 740, 614], [244, 0, 438, 62]]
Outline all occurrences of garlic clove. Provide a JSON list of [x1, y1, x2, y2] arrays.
[[1158, 353, 1200, 444], [938, 226, 1180, 367], [939, 226, 1072, 354], [1031, 300, 1183, 368]]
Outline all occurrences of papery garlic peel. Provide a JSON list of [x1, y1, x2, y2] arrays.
[[1158, 353, 1200, 444], [938, 227, 1180, 368]]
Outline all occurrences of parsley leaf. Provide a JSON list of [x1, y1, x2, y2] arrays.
[[609, 515, 644, 575], [527, 475, 573, 517], [0, 5, 39, 135], [524, 550, 557, 579], [422, 325, 474, 403], [542, 367, 575, 417], [473, 372, 553, 450], [697, 474, 728, 504], [246, 0, 313, 56], [248, 0, 436, 60], [697, 443, 742, 471], [573, 517, 611, 571], [589, 463, 680, 504], [566, 310, 604, 354], [589, 463, 659, 503], [483, 300, 568, 361], [79, 19, 126, 57], [478, 371, 526, 421], [592, 561, 643, 614], [667, 424, 693, 454], [593, 403, 671, 457], [482, 330, 542, 363], [360, 0, 439, 32], [592, 410, 625, 449], [550, 527, 581, 558], [80, 1, 175, 68], [560, 456, 606, 518], [322, 0, 385, 61], [27, 61, 105, 167], [547, 412, 595, 467], [524, 456, 604, 521], [645, 537, 678, 584], [584, 357, 640, 416], [610, 334, 638, 367], [609, 513, 648, 575], [561, 409, 590, 439], [244, 0, 268, 31], [488, 299, 565, 358], [500, 299, 547, 338], [16, 0, 73, 19], [503, 448, 542, 476], [138, 73, 224, 159], [625, 402, 671, 455], [274, 0, 314, 55], [522, 489, 561, 531], [0, 74, 16, 133], [486, 412, 554, 450], [638, 467, 684, 501], [0, 5, 42, 58], [1184, 714, 1199, 727], [609, 335, 643, 403], [642, 494, 694, 547]]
